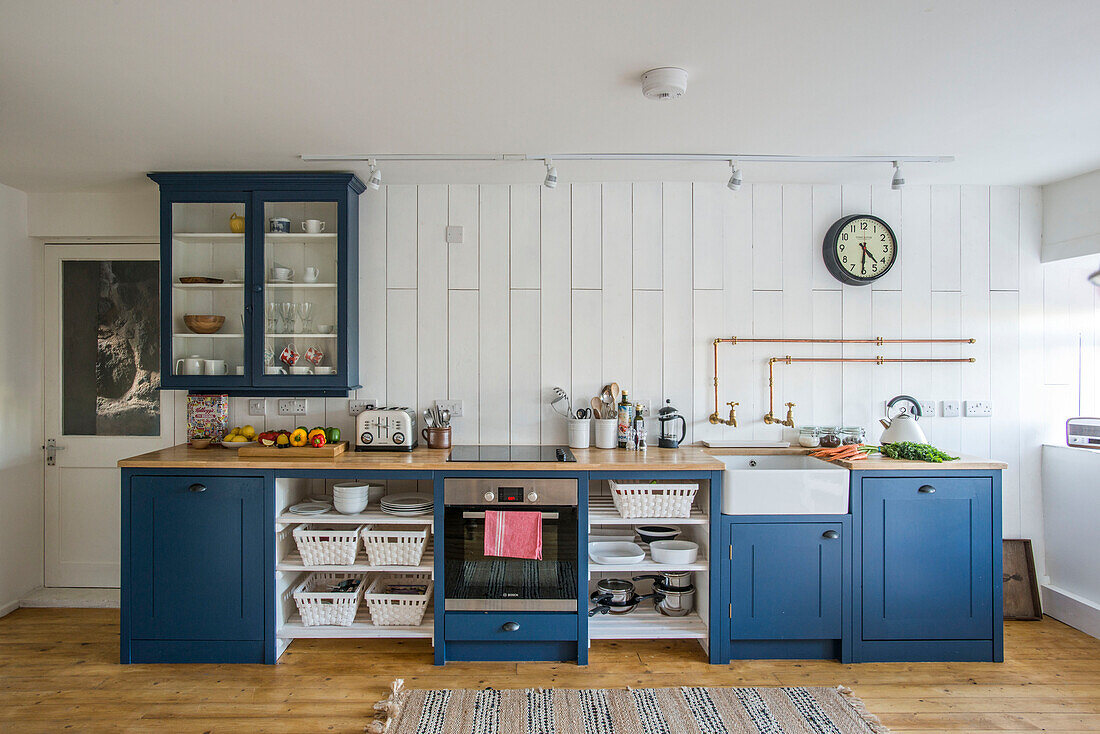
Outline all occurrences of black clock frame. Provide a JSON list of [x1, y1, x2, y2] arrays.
[[822, 214, 898, 286]]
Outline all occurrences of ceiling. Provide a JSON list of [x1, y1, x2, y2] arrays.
[[2, 0, 1099, 192]]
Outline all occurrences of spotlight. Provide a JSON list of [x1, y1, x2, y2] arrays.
[[727, 161, 742, 191], [367, 160, 381, 190], [891, 161, 905, 190], [543, 159, 558, 189]]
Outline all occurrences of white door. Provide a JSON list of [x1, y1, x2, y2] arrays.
[[44, 243, 173, 587]]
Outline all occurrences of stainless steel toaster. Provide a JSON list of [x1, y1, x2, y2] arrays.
[[355, 407, 418, 451]]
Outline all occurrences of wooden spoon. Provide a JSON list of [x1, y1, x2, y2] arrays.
[[610, 382, 622, 405], [590, 397, 603, 419]]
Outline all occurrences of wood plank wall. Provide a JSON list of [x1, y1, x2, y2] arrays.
[[172, 182, 1100, 578]]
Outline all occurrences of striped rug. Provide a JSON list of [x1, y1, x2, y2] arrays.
[[366, 680, 890, 733]]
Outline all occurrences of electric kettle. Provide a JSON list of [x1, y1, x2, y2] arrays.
[[657, 399, 687, 448], [879, 394, 927, 444]]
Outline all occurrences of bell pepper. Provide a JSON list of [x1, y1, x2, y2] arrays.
[[307, 428, 327, 444], [310, 433, 327, 448], [289, 428, 309, 447], [325, 426, 341, 443]]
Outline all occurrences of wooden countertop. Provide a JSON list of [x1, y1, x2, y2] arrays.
[[826, 453, 1007, 471], [117, 444, 725, 471]]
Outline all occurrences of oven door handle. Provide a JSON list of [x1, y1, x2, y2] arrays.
[[461, 511, 560, 520]]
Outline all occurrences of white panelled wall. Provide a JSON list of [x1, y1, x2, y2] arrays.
[[171, 181, 1100, 580]]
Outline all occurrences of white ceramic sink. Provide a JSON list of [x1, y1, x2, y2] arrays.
[[719, 455, 850, 515]]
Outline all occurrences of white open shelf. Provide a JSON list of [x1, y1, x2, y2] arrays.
[[277, 546, 434, 576], [279, 609, 434, 639], [265, 333, 337, 339], [173, 282, 244, 289], [588, 549, 708, 574], [587, 495, 707, 525], [265, 233, 337, 242], [589, 607, 707, 639], [173, 232, 245, 242], [277, 509, 433, 527], [173, 332, 243, 339], [266, 282, 337, 288]]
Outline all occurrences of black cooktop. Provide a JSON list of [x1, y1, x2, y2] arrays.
[[447, 445, 576, 463]]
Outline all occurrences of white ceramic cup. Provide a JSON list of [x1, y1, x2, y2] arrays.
[[175, 355, 203, 375], [314, 366, 335, 375], [289, 365, 313, 375], [567, 417, 591, 450], [318, 323, 334, 334], [234, 365, 245, 375], [204, 359, 229, 375], [302, 267, 320, 283], [302, 219, 325, 234], [264, 366, 286, 375], [271, 266, 293, 281], [594, 418, 618, 449]]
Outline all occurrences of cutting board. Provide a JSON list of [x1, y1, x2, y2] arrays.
[[238, 441, 348, 458]]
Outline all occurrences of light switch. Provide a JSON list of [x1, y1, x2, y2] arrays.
[[446, 225, 463, 244]]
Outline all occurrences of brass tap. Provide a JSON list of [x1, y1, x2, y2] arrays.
[[710, 401, 739, 426], [763, 401, 796, 427]]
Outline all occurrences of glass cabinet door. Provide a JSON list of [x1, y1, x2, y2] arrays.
[[167, 198, 249, 383], [258, 198, 341, 382]]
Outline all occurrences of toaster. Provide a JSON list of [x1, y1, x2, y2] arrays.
[[355, 407, 418, 451]]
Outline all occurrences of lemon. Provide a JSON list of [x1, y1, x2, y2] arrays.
[[227, 427, 239, 436], [241, 425, 256, 439], [232, 435, 248, 443]]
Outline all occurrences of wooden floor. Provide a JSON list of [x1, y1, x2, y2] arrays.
[[1, 609, 1099, 733]]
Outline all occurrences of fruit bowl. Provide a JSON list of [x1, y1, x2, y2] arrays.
[[221, 439, 257, 449], [184, 314, 226, 334]]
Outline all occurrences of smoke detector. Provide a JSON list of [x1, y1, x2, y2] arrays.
[[641, 67, 688, 100]]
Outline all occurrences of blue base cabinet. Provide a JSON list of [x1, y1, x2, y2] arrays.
[[443, 611, 579, 662], [121, 471, 272, 663], [851, 471, 1002, 662], [725, 515, 850, 661]]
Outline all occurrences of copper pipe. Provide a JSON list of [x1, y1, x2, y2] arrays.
[[717, 337, 975, 345], [763, 355, 975, 424]]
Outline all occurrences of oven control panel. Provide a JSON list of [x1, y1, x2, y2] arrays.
[[444, 477, 576, 506]]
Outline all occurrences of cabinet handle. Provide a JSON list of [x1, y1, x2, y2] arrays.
[[188, 483, 207, 493], [822, 530, 839, 539], [501, 621, 520, 632], [252, 285, 263, 293], [918, 485, 936, 494]]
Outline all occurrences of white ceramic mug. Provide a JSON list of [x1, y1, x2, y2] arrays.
[[289, 365, 313, 375], [302, 266, 320, 283], [567, 417, 591, 450], [175, 355, 203, 375], [204, 359, 229, 375], [264, 366, 287, 375], [271, 266, 293, 281], [234, 365, 245, 375], [318, 323, 334, 334], [314, 366, 335, 375], [302, 219, 325, 234], [594, 418, 618, 449]]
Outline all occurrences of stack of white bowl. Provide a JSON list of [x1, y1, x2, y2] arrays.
[[332, 482, 369, 514]]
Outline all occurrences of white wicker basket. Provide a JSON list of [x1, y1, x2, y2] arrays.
[[363, 573, 433, 627], [292, 572, 367, 627], [360, 525, 430, 567], [292, 524, 366, 566], [609, 480, 699, 519]]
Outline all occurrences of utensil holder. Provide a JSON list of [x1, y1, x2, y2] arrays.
[[593, 418, 618, 449], [567, 418, 591, 449], [421, 426, 452, 449]]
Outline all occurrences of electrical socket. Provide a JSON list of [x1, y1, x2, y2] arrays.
[[277, 399, 307, 415], [918, 400, 937, 417], [445, 225, 463, 244], [348, 400, 375, 416], [942, 400, 960, 417], [435, 399, 463, 417], [964, 400, 993, 417], [247, 399, 266, 416]]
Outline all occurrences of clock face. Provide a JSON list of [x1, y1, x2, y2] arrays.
[[823, 215, 897, 285]]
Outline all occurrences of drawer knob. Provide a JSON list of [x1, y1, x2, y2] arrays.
[[501, 621, 520, 632], [188, 483, 207, 493], [918, 485, 936, 494], [822, 530, 839, 539]]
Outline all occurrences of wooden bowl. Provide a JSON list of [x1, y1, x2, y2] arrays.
[[189, 438, 212, 449], [184, 314, 225, 334]]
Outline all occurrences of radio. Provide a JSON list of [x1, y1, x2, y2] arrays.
[[1066, 417, 1100, 449], [355, 407, 418, 451]]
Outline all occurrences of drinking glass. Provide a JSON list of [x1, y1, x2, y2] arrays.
[[297, 302, 314, 333], [280, 302, 296, 334]]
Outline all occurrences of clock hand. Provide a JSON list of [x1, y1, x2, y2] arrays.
[[859, 243, 879, 263], [860, 245, 867, 274]]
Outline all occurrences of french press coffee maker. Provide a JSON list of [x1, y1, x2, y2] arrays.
[[657, 399, 687, 448]]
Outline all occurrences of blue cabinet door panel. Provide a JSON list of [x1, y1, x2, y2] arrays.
[[861, 476, 993, 640], [130, 475, 265, 640], [730, 522, 843, 639]]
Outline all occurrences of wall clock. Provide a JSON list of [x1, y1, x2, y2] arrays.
[[822, 214, 897, 285]]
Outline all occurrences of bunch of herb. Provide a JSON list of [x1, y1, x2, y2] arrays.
[[874, 442, 959, 463]]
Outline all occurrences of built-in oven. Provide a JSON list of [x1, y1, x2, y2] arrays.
[[443, 477, 578, 611]]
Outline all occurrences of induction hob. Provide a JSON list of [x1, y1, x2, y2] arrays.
[[447, 445, 576, 462]]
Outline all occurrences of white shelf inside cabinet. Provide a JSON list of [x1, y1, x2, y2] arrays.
[[265, 282, 337, 288], [588, 607, 707, 639], [265, 333, 337, 339], [278, 609, 433, 639], [265, 233, 337, 242], [173, 332, 244, 339], [173, 282, 244, 289], [588, 551, 708, 575], [278, 547, 434, 576], [587, 496, 707, 526], [277, 509, 433, 526], [173, 232, 245, 242]]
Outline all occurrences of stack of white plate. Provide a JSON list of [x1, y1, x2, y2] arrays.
[[332, 483, 369, 515], [381, 492, 433, 516], [288, 501, 332, 516]]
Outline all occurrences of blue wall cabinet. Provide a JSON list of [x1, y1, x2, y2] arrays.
[[149, 172, 364, 396], [860, 476, 993, 640], [730, 521, 844, 640], [124, 473, 267, 663]]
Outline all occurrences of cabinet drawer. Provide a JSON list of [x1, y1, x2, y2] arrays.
[[445, 612, 578, 642]]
